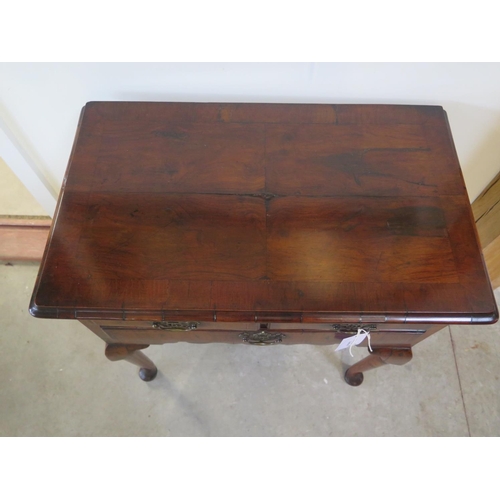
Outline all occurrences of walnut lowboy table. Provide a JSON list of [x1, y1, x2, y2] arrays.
[[30, 102, 498, 386]]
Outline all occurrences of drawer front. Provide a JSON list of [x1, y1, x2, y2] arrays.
[[98, 320, 433, 347]]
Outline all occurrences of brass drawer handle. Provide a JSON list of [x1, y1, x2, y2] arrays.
[[239, 330, 285, 345], [152, 321, 199, 331], [331, 323, 377, 334]]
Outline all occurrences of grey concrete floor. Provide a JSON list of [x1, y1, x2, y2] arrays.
[[2, 158, 500, 436], [1, 261, 499, 436]]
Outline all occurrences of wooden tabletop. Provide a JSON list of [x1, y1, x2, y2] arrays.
[[30, 102, 498, 324]]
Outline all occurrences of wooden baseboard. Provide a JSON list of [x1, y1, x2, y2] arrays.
[[483, 237, 500, 290], [0, 215, 51, 262], [472, 172, 500, 289]]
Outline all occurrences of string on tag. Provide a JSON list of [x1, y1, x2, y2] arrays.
[[348, 328, 373, 357]]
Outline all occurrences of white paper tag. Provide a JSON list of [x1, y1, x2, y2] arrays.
[[335, 332, 367, 352]]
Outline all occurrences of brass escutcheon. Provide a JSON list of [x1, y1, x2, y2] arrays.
[[239, 330, 285, 345], [331, 323, 377, 334], [152, 321, 199, 331]]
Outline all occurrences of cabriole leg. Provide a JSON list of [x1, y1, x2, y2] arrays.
[[344, 347, 412, 386], [105, 343, 158, 381]]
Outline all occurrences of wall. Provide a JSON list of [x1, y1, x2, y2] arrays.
[[1, 63, 500, 215]]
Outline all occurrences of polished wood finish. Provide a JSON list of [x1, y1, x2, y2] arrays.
[[29, 102, 498, 385], [472, 171, 500, 289]]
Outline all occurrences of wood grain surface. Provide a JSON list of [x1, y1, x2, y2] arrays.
[[30, 103, 498, 324]]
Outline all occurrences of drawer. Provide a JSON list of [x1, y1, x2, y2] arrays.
[[98, 320, 432, 346], [98, 319, 430, 333]]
